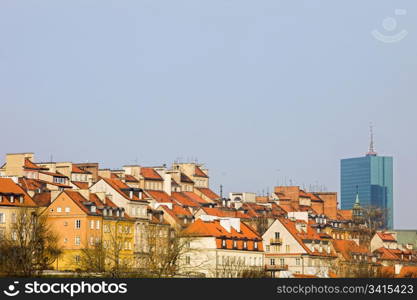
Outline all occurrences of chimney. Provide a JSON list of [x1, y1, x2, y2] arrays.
[[220, 219, 231, 233], [229, 218, 241, 232]]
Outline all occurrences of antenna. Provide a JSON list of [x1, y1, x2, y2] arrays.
[[367, 123, 377, 156]]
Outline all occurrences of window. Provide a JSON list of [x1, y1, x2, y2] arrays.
[[0, 213, 4, 224], [75, 236, 81, 246], [0, 195, 2, 202], [65, 207, 70, 213], [75, 255, 80, 263], [57, 207, 62, 213], [285, 245, 290, 253], [96, 220, 100, 230], [10, 195, 14, 203], [296, 258, 301, 266], [266, 245, 270, 252], [64, 221, 68, 227], [280, 258, 285, 267], [104, 225, 110, 233], [243, 241, 248, 249], [19, 196, 24, 203], [233, 240, 237, 248], [254, 241, 258, 250], [222, 239, 226, 248], [90, 237, 94, 246], [275, 232, 280, 239], [185, 256, 191, 264], [75, 220, 81, 229], [270, 258, 275, 265], [90, 220, 94, 229], [11, 213, 16, 223]]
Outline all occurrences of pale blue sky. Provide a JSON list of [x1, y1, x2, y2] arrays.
[[1, 1, 416, 228]]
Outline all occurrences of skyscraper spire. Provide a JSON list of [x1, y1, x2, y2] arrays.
[[366, 123, 377, 156]]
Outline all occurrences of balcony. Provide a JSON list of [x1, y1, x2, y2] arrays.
[[270, 238, 282, 245], [265, 264, 288, 271]]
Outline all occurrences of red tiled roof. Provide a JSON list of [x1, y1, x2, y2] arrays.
[[39, 170, 68, 178], [278, 217, 335, 257], [332, 239, 369, 261], [182, 219, 263, 251], [101, 178, 147, 202], [196, 187, 220, 200], [18, 178, 44, 191], [145, 190, 175, 203], [72, 181, 89, 189], [125, 174, 139, 182], [24, 158, 44, 170], [182, 192, 207, 204], [337, 210, 353, 220], [377, 232, 396, 242], [194, 166, 208, 178], [32, 192, 52, 207], [72, 165, 91, 174], [171, 192, 200, 207], [0, 178, 37, 207], [200, 207, 249, 219], [141, 168, 163, 181]]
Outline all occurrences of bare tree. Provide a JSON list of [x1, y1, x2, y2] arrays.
[[138, 224, 201, 278], [215, 256, 267, 278], [80, 221, 133, 278], [0, 208, 62, 277]]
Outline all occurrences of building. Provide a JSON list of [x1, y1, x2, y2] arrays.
[[340, 128, 393, 228], [180, 216, 264, 278], [262, 216, 335, 278], [0, 178, 37, 239]]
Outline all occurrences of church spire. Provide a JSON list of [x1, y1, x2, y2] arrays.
[[366, 123, 377, 156]]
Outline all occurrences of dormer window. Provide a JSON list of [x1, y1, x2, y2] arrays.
[[221, 239, 226, 248], [103, 209, 107, 216], [0, 195, 2, 202], [116, 210, 120, 217], [243, 241, 248, 249], [10, 195, 14, 203], [91, 206, 96, 213], [254, 241, 258, 250], [233, 240, 237, 249], [19, 196, 24, 203]]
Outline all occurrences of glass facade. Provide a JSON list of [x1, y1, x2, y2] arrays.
[[341, 155, 393, 229]]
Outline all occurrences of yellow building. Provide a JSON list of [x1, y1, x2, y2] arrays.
[[0, 178, 38, 238]]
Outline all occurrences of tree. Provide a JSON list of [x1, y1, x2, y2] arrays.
[[353, 206, 388, 247], [0, 208, 62, 277], [138, 224, 201, 278], [79, 220, 133, 278]]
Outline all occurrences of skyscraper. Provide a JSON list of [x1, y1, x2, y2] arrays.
[[340, 126, 393, 229]]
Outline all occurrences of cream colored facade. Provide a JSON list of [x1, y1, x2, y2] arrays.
[[180, 237, 264, 278]]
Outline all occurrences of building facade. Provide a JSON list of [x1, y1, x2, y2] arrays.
[[341, 154, 393, 229]]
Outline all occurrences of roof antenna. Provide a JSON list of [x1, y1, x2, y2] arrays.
[[367, 122, 377, 156]]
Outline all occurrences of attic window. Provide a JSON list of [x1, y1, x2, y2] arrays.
[[103, 209, 107, 216], [233, 240, 237, 249], [221, 239, 226, 248], [10, 195, 14, 203], [19, 196, 24, 203], [91, 206, 96, 213], [254, 241, 258, 250], [0, 195, 2, 202]]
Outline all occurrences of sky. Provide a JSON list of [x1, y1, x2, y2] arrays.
[[1, 0, 416, 229]]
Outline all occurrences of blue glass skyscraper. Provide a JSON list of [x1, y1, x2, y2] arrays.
[[340, 129, 393, 229]]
